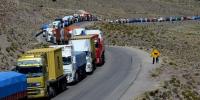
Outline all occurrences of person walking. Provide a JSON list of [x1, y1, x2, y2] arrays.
[[151, 49, 160, 64]]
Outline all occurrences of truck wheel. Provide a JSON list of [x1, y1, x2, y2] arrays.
[[101, 52, 105, 65], [90, 65, 94, 73], [74, 72, 79, 83], [93, 61, 96, 70], [61, 82, 67, 91], [48, 87, 56, 98], [82, 67, 87, 78]]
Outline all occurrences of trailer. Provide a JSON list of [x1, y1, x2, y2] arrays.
[[0, 71, 27, 100], [50, 45, 87, 83], [84, 30, 105, 65], [70, 35, 98, 73]]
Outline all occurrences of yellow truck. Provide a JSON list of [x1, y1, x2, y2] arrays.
[[16, 48, 67, 98]]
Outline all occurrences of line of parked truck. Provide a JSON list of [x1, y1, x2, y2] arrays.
[[41, 11, 98, 44], [0, 11, 104, 99], [107, 15, 200, 24]]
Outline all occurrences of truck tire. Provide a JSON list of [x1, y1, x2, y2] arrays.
[[48, 87, 56, 98], [74, 72, 79, 83], [81, 66, 87, 78], [61, 82, 67, 91], [93, 61, 96, 70], [90, 65, 94, 73], [101, 52, 105, 65]]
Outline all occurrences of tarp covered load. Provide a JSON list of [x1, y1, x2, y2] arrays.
[[71, 39, 91, 52], [0, 71, 27, 99], [74, 51, 87, 67]]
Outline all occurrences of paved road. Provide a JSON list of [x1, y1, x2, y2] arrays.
[[35, 21, 153, 100], [52, 46, 142, 100]]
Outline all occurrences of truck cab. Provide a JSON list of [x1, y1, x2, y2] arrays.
[[49, 45, 87, 83], [16, 55, 49, 98], [16, 48, 67, 98], [84, 30, 105, 65], [70, 34, 98, 73]]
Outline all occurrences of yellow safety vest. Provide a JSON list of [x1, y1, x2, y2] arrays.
[[151, 49, 160, 58]]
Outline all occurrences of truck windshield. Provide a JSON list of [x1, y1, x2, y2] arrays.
[[17, 60, 42, 66], [63, 57, 72, 65], [16, 67, 43, 78]]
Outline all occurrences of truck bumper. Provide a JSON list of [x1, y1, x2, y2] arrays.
[[27, 87, 47, 98], [86, 63, 92, 72], [67, 74, 74, 83], [95, 58, 101, 64]]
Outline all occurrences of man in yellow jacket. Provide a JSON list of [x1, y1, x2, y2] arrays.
[[151, 49, 160, 64]]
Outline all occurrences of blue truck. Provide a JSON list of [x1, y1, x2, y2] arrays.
[[0, 71, 27, 100]]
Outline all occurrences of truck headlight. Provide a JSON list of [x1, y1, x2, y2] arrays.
[[35, 83, 41, 87]]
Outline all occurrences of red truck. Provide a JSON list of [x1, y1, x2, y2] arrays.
[[84, 30, 105, 65]]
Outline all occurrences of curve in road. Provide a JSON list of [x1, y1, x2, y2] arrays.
[[35, 21, 156, 100], [53, 46, 142, 100]]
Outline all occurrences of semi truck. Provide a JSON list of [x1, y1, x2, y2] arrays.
[[72, 28, 85, 36], [0, 71, 27, 100], [70, 34, 98, 73], [49, 45, 87, 83], [16, 48, 67, 98], [84, 30, 105, 65]]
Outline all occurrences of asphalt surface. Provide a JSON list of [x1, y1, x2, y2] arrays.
[[52, 46, 142, 100]]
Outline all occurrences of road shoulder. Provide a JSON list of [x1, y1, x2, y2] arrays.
[[120, 47, 160, 100]]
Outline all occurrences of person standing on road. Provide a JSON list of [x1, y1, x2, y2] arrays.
[[151, 49, 160, 64]]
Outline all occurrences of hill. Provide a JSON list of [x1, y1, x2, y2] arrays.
[[0, 0, 200, 69]]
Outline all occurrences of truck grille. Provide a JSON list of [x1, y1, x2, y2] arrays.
[[27, 88, 40, 95]]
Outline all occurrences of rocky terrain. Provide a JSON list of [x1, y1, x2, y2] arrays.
[[0, 0, 75, 69]]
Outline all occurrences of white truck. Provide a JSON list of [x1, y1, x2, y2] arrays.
[[42, 23, 56, 43], [49, 45, 87, 83], [72, 28, 85, 36]]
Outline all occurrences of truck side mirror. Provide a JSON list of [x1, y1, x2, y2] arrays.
[[72, 56, 76, 64]]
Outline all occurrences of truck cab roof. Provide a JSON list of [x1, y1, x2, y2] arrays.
[[49, 45, 73, 57], [27, 48, 60, 54], [84, 30, 103, 39], [71, 34, 98, 40]]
